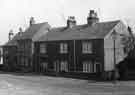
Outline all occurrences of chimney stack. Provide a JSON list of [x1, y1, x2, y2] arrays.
[[18, 27, 23, 36], [8, 29, 14, 41], [87, 10, 99, 26], [29, 17, 35, 26], [67, 16, 76, 28]]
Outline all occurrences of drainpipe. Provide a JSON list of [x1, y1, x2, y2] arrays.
[[114, 38, 116, 81], [73, 40, 76, 72], [112, 30, 117, 82]]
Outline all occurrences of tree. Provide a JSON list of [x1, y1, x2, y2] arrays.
[[122, 26, 135, 58]]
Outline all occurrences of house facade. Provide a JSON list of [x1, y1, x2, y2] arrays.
[[2, 31, 19, 71], [2, 10, 129, 79], [2, 18, 51, 72], [34, 39, 104, 77], [16, 20, 50, 72], [34, 10, 128, 79]]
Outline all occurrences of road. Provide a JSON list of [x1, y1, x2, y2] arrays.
[[0, 73, 134, 95]]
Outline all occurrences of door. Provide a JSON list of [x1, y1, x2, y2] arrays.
[[94, 61, 101, 73]]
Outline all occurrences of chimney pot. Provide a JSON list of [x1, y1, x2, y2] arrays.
[[67, 16, 76, 28], [9, 30, 14, 41], [18, 27, 23, 36], [87, 10, 99, 26], [30, 17, 35, 26]]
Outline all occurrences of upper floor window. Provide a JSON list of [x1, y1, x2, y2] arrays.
[[40, 43, 46, 54], [60, 43, 68, 53], [82, 42, 92, 54]]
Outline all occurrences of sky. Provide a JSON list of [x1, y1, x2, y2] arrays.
[[0, 0, 135, 44]]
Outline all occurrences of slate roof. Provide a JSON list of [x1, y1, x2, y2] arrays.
[[3, 33, 21, 46], [18, 22, 49, 40], [3, 22, 49, 46], [38, 20, 121, 41]]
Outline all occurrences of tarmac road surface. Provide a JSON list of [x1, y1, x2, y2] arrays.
[[0, 73, 134, 95]]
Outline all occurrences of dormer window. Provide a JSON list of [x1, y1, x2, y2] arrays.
[[82, 42, 92, 54], [60, 43, 68, 53], [40, 43, 46, 54]]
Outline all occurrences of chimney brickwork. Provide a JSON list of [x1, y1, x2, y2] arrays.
[[30, 17, 35, 26], [8, 30, 14, 41], [87, 10, 99, 26], [67, 16, 76, 28]]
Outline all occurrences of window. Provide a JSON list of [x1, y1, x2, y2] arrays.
[[60, 61, 68, 72], [41, 62, 48, 72], [82, 42, 92, 54], [31, 43, 34, 54], [5, 50, 8, 55], [83, 61, 93, 73], [60, 43, 68, 53], [24, 58, 29, 67], [40, 43, 46, 54], [20, 57, 25, 66], [54, 60, 60, 72]]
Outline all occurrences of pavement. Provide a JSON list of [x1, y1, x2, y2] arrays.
[[0, 73, 134, 95]]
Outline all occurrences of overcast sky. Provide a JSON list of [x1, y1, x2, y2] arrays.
[[0, 0, 135, 44]]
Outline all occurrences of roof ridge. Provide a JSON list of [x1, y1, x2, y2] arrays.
[[37, 20, 122, 41], [98, 20, 121, 24], [50, 20, 120, 31], [32, 22, 48, 25]]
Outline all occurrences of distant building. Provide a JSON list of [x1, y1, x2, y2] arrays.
[[2, 18, 51, 71], [34, 10, 128, 79], [16, 20, 50, 72], [2, 32, 19, 71], [0, 46, 3, 64]]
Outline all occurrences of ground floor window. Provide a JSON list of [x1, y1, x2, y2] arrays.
[[20, 57, 25, 66], [40, 62, 48, 72], [0, 56, 3, 64], [20, 57, 27, 67], [24, 58, 29, 67], [83, 61, 93, 73], [60, 61, 68, 72], [83, 61, 101, 73], [54, 61, 60, 72], [54, 60, 68, 72]]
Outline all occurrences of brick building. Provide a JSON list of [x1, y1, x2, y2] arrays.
[[2, 17, 51, 72], [2, 31, 19, 71], [2, 10, 129, 79], [34, 10, 128, 79]]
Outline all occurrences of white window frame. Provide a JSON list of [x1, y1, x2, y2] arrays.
[[82, 42, 92, 54], [41, 62, 48, 71], [83, 61, 93, 73], [60, 43, 68, 54], [60, 61, 68, 72], [40, 43, 46, 54]]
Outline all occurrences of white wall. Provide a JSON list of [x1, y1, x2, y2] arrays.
[[104, 21, 128, 71]]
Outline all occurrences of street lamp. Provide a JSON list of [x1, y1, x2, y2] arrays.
[[112, 30, 117, 82]]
